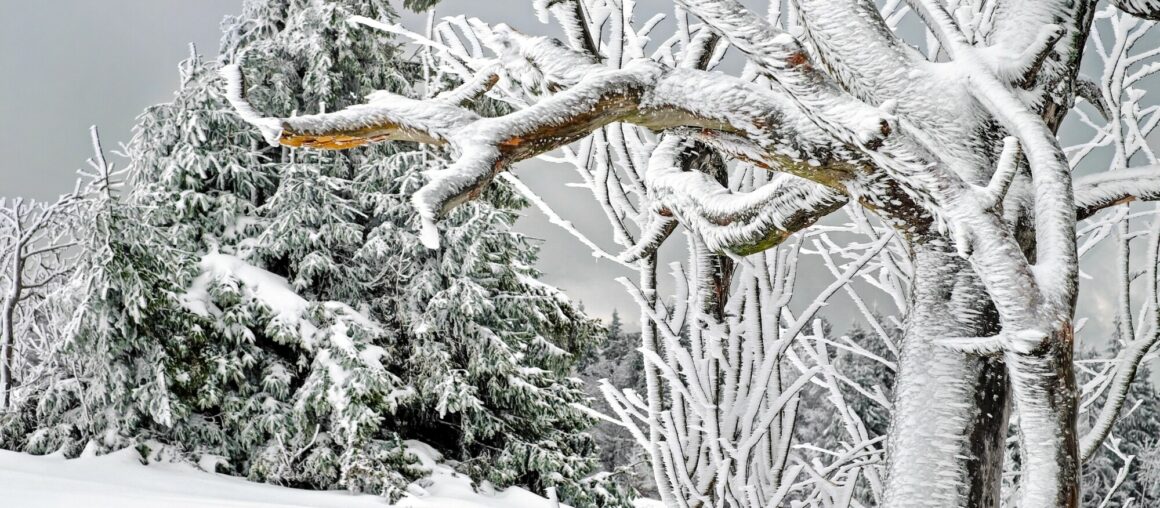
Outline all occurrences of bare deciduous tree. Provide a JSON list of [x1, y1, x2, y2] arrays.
[[0, 185, 84, 410]]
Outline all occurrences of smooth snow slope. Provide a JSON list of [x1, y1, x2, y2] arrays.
[[0, 442, 564, 508]]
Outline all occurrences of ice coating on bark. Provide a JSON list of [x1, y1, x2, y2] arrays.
[[885, 248, 1007, 507], [220, 64, 283, 145], [675, 0, 894, 149]]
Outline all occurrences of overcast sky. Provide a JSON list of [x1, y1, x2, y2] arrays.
[[0, 1, 1147, 342]]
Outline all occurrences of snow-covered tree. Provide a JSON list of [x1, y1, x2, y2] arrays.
[[4, 1, 620, 505], [1080, 362, 1160, 506], [226, 0, 1160, 506], [351, 141, 618, 506], [0, 178, 86, 411], [3, 127, 205, 459]]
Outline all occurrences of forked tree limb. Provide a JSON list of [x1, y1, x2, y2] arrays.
[[222, 54, 880, 250]]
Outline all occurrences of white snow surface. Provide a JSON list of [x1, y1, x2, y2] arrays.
[[1, 447, 388, 508], [0, 441, 599, 508]]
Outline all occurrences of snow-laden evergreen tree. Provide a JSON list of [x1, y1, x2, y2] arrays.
[[352, 144, 621, 506], [0, 130, 156, 455], [4, 1, 621, 505], [1081, 362, 1160, 506], [576, 311, 652, 496]]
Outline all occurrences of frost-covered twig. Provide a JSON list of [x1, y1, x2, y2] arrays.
[[496, 172, 633, 269], [1075, 165, 1160, 220]]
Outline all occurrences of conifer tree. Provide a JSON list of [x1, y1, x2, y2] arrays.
[[0, 130, 192, 458], [1081, 363, 1160, 506], [353, 145, 619, 505], [577, 310, 652, 496]]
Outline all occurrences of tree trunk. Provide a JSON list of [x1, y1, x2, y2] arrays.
[[884, 244, 1009, 507], [1005, 325, 1079, 507], [1, 252, 22, 412], [1, 300, 15, 411]]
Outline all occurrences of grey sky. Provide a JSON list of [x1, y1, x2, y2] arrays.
[[0, 0, 238, 197], [0, 1, 1142, 342]]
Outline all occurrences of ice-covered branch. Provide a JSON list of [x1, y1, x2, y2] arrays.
[[988, 0, 1091, 70], [645, 137, 847, 255], [913, 18, 1077, 318], [979, 22, 1066, 87], [533, 0, 599, 56], [496, 172, 633, 269], [935, 328, 1047, 356], [1112, 0, 1160, 20], [673, 0, 894, 149], [618, 211, 676, 263], [220, 64, 288, 145], [1074, 166, 1160, 221], [1075, 78, 1112, 121], [227, 40, 882, 248], [434, 69, 499, 106], [222, 63, 477, 148], [793, 0, 923, 103]]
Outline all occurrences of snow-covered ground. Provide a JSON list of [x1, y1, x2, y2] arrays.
[[0, 441, 568, 508]]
